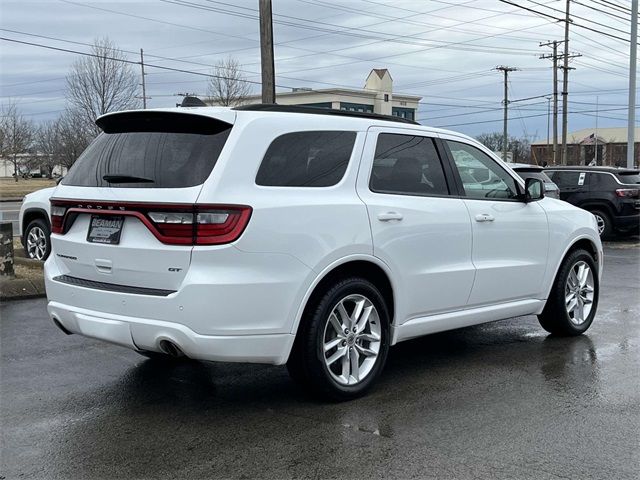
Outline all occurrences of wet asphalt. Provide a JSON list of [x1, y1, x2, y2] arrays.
[[1, 242, 639, 479]]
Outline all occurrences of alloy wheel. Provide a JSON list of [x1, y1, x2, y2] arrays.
[[26, 226, 48, 260], [322, 294, 382, 386], [565, 260, 595, 325], [594, 214, 606, 236]]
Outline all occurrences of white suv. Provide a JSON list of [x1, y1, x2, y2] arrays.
[[45, 104, 602, 399]]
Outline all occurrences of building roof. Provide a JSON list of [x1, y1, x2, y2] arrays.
[[372, 68, 390, 79], [531, 127, 640, 146]]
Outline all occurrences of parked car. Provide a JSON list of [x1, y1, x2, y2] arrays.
[[44, 105, 602, 399], [545, 166, 640, 238], [510, 163, 560, 199], [19, 187, 54, 261]]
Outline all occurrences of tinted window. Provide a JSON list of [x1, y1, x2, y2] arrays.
[[548, 171, 582, 189], [256, 131, 356, 187], [370, 134, 449, 196], [63, 114, 231, 188], [446, 141, 519, 200], [616, 172, 640, 184]]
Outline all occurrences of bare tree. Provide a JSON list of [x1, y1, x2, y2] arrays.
[[56, 109, 93, 170], [0, 101, 34, 181], [476, 132, 531, 163], [207, 57, 252, 106], [66, 37, 140, 135], [36, 120, 61, 178]]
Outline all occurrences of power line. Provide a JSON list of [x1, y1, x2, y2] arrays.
[[498, 0, 633, 42]]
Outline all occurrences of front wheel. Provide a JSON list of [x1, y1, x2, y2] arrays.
[[24, 218, 51, 261], [538, 249, 599, 336], [287, 277, 390, 400]]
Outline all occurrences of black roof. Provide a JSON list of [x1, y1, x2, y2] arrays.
[[544, 165, 639, 174], [233, 103, 419, 125]]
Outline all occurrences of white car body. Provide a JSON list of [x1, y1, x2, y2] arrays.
[[19, 186, 54, 237], [44, 106, 603, 367]]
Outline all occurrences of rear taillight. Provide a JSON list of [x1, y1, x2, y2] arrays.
[[194, 207, 252, 245], [615, 188, 639, 198], [49, 199, 252, 246], [50, 205, 67, 234]]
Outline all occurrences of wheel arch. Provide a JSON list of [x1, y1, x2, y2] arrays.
[[289, 256, 396, 340], [21, 208, 50, 239], [543, 235, 600, 302]]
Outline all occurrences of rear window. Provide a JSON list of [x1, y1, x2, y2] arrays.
[[62, 112, 232, 188], [256, 131, 356, 187], [616, 172, 640, 184]]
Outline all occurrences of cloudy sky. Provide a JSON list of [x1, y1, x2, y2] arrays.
[[0, 0, 635, 140]]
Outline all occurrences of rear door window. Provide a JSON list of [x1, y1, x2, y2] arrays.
[[548, 171, 582, 190], [256, 131, 356, 187], [63, 112, 232, 188], [369, 133, 449, 196]]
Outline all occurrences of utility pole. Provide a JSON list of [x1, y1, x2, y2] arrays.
[[495, 66, 518, 163], [540, 40, 563, 165], [138, 48, 150, 109], [546, 96, 551, 164], [594, 96, 599, 165], [259, 0, 276, 104], [561, 0, 571, 164], [627, 0, 638, 168]]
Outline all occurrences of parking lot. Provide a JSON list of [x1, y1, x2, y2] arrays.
[[1, 240, 638, 479]]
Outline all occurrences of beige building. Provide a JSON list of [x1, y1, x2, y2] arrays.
[[531, 127, 640, 167], [210, 69, 422, 122]]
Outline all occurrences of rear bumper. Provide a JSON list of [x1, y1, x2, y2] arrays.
[[47, 301, 295, 364], [44, 245, 313, 364], [613, 213, 640, 231]]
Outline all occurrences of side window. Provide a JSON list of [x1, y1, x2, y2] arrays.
[[446, 141, 519, 200], [370, 134, 449, 196], [552, 171, 581, 189], [256, 131, 356, 187]]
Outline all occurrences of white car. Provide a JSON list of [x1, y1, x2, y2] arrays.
[[19, 186, 55, 261], [45, 105, 602, 399]]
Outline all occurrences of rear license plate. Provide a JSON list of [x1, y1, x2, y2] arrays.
[[87, 215, 124, 245]]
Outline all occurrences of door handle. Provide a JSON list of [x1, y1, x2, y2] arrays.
[[475, 213, 495, 222], [377, 212, 403, 222]]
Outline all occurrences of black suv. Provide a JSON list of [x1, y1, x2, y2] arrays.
[[545, 166, 640, 238]]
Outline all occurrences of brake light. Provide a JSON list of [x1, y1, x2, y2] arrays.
[[615, 188, 639, 198], [49, 199, 252, 245], [195, 207, 252, 245], [50, 205, 67, 234]]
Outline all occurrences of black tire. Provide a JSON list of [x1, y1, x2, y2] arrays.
[[590, 209, 612, 239], [287, 277, 390, 400], [538, 249, 599, 336], [23, 218, 51, 261]]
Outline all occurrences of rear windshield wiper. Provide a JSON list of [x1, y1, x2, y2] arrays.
[[103, 174, 154, 184]]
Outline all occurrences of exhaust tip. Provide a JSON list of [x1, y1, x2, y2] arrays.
[[159, 340, 184, 358], [52, 317, 73, 335]]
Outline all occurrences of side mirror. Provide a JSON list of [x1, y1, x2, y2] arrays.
[[524, 178, 544, 202]]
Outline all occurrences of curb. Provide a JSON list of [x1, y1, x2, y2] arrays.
[[0, 197, 23, 202], [0, 277, 46, 301]]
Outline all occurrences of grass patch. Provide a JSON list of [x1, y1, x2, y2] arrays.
[[0, 178, 56, 199]]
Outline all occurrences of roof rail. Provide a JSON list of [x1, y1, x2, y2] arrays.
[[232, 103, 419, 125]]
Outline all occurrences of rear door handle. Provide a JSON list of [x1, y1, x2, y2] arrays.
[[377, 212, 403, 222], [475, 213, 495, 222]]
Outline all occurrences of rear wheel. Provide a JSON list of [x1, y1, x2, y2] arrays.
[[590, 209, 612, 239], [538, 249, 598, 336], [287, 277, 390, 400]]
